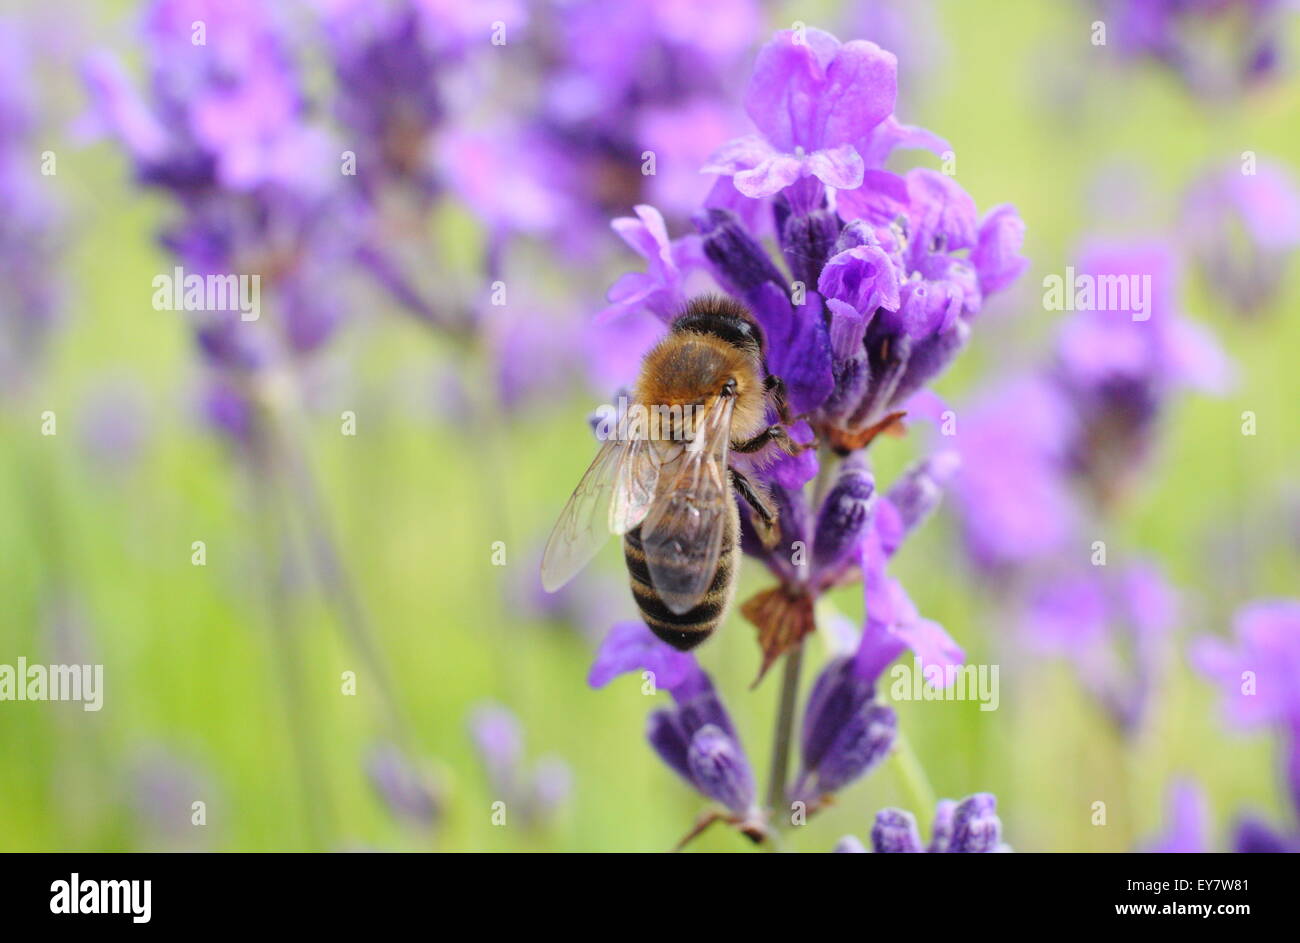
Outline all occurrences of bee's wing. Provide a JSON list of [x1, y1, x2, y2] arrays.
[[640, 396, 735, 616], [540, 436, 660, 592]]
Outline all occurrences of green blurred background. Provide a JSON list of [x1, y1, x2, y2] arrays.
[[1, 0, 1298, 852]]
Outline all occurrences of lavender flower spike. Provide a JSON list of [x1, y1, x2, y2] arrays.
[[703, 28, 945, 200], [592, 623, 758, 819], [795, 656, 896, 800], [867, 794, 1010, 852]]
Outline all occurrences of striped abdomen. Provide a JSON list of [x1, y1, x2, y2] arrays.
[[623, 504, 740, 651]]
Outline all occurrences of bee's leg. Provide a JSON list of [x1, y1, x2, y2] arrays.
[[732, 423, 813, 456], [764, 374, 795, 424], [731, 469, 780, 548]]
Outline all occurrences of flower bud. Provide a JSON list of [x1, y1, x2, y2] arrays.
[[833, 835, 867, 853], [693, 208, 787, 299], [778, 204, 841, 287], [812, 457, 877, 586], [872, 808, 924, 853], [687, 724, 756, 815], [798, 656, 896, 797], [950, 792, 1003, 852], [883, 451, 960, 545]]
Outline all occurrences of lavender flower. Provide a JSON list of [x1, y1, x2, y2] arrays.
[[128, 747, 218, 852], [0, 19, 62, 395], [702, 28, 945, 201], [468, 703, 572, 828], [1141, 780, 1210, 853], [1052, 240, 1233, 506], [793, 656, 897, 800], [1233, 816, 1300, 853], [1022, 560, 1178, 733], [738, 450, 965, 684], [1182, 158, 1300, 316], [1094, 0, 1290, 96], [590, 622, 759, 823], [536, 0, 758, 221], [842, 793, 1010, 852], [84, 0, 360, 442], [365, 743, 443, 829], [1193, 599, 1300, 814], [950, 374, 1080, 574], [585, 26, 1025, 846]]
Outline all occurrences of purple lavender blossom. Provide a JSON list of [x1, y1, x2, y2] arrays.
[[0, 20, 62, 395], [1233, 816, 1300, 853], [584, 26, 1024, 845], [1182, 158, 1300, 316], [591, 622, 758, 820], [314, 0, 452, 198], [535, 0, 758, 221], [847, 793, 1009, 852], [365, 742, 442, 828], [1095, 0, 1290, 96], [1052, 241, 1232, 506], [1141, 779, 1210, 853], [794, 656, 897, 800], [128, 747, 218, 852], [703, 28, 945, 201], [737, 450, 965, 685], [468, 702, 572, 828], [1022, 560, 1178, 733], [950, 374, 1080, 573], [83, 0, 365, 443], [1194, 600, 1300, 813]]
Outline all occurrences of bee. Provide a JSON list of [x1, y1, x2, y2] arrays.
[[541, 296, 802, 651]]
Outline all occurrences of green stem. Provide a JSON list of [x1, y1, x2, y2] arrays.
[[248, 438, 333, 850], [764, 643, 805, 820], [890, 731, 938, 829], [267, 406, 415, 752]]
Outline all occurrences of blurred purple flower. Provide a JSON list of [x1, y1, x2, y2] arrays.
[[1141, 779, 1210, 853], [76, 378, 153, 472], [1095, 0, 1290, 96], [1022, 560, 1178, 733], [0, 20, 62, 394], [83, 0, 368, 444], [128, 747, 218, 852], [468, 702, 572, 828], [1194, 599, 1300, 812], [365, 742, 442, 828], [950, 374, 1080, 573], [535, 0, 757, 221], [1233, 815, 1300, 853], [1183, 158, 1300, 316]]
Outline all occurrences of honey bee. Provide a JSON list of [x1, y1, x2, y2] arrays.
[[541, 296, 803, 651]]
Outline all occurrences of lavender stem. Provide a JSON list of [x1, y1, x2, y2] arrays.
[[764, 641, 805, 819]]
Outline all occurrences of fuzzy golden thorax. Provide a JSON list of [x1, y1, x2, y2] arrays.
[[634, 330, 768, 444]]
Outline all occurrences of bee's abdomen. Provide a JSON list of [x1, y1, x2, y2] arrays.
[[624, 522, 738, 652]]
